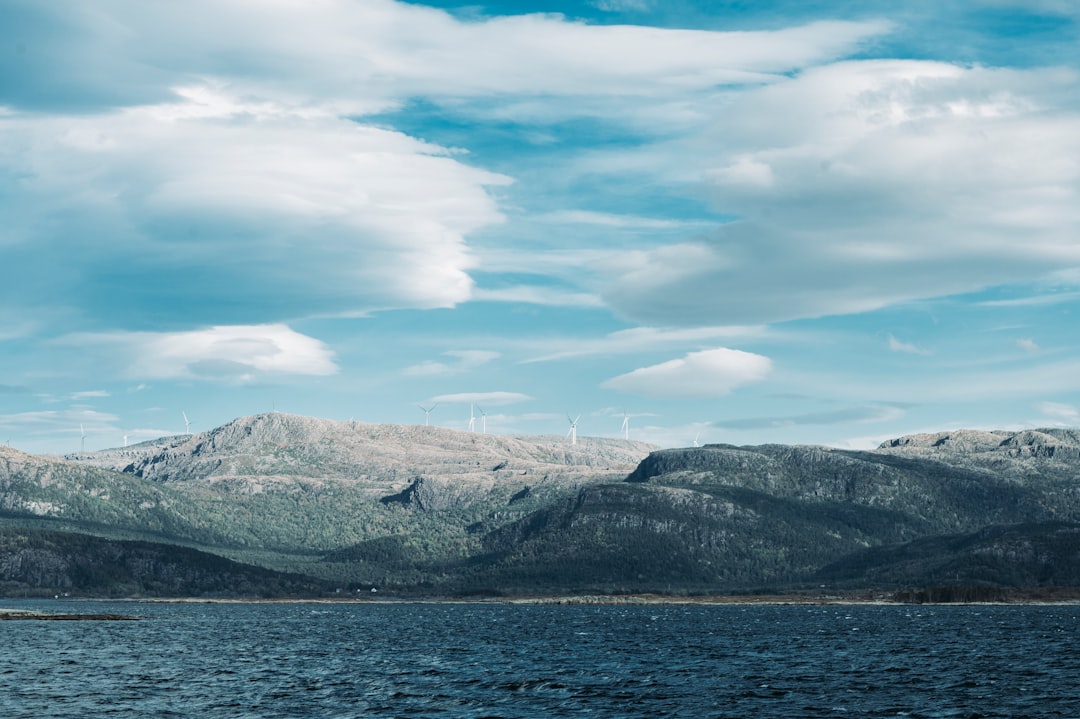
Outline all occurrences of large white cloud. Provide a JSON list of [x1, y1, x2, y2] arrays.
[[0, 96, 508, 322], [601, 61, 1080, 325], [602, 347, 772, 398], [61, 324, 339, 381]]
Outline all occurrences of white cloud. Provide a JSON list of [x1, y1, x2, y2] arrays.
[[1016, 338, 1041, 353], [601, 61, 1080, 325], [470, 287, 606, 308], [978, 291, 1080, 308], [800, 357, 1080, 405], [429, 391, 533, 406], [70, 390, 110, 400], [602, 348, 772, 398], [403, 350, 500, 377], [63, 325, 338, 381], [887, 334, 932, 356], [1036, 401, 1080, 425], [524, 325, 769, 362], [0, 408, 119, 437], [538, 210, 700, 230]]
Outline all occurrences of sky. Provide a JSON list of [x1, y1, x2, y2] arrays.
[[2, 0, 1079, 454]]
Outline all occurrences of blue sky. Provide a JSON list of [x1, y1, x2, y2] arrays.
[[2, 0, 1079, 454]]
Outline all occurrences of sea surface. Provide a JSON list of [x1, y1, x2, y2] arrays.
[[1, 600, 1078, 718]]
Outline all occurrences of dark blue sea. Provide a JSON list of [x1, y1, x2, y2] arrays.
[[1, 601, 1077, 718]]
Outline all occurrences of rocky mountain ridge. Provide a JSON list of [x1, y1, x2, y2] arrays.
[[76, 413, 654, 492], [2, 418, 1079, 596]]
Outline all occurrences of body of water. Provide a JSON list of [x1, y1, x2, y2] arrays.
[[1, 600, 1077, 717]]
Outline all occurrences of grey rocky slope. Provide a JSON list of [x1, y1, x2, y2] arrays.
[[6, 414, 659, 591], [81, 413, 654, 491]]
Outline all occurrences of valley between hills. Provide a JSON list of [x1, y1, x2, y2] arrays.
[[2, 413, 1079, 599]]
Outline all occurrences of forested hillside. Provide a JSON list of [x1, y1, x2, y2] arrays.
[[2, 416, 1079, 596]]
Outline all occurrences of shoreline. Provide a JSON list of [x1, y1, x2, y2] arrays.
[[8, 587, 1080, 611], [58, 591, 1080, 607], [0, 608, 140, 621]]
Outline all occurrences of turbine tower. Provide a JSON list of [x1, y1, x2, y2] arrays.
[[621, 412, 629, 441], [418, 403, 438, 426], [182, 411, 191, 435], [477, 405, 487, 434], [693, 432, 700, 448], [123, 434, 129, 448], [468, 403, 476, 433], [567, 414, 580, 445], [80, 424, 85, 453]]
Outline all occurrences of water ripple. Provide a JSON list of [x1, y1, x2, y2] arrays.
[[0, 602, 1077, 717]]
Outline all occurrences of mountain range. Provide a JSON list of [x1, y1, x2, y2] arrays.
[[2, 415, 1079, 598]]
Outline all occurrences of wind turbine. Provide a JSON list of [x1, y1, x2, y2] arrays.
[[567, 415, 580, 445], [477, 405, 487, 434], [621, 412, 629, 441], [693, 432, 700, 448], [468, 403, 476, 433], [182, 411, 191, 435], [418, 403, 438, 426], [123, 434, 129, 448], [80, 424, 85, 453]]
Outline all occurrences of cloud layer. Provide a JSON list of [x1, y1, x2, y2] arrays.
[[1, 2, 893, 333], [4, 2, 887, 111], [602, 61, 1080, 325]]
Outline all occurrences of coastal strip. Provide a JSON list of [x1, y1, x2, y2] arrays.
[[0, 608, 140, 621]]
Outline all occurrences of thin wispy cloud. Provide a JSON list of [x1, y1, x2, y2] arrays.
[[470, 287, 606, 308], [1037, 402, 1080, 425], [429, 392, 533, 406], [524, 326, 769, 363], [70, 390, 110, 400], [591, 0, 653, 12], [0, 409, 119, 437], [713, 404, 907, 431], [887, 335, 932, 356], [404, 350, 501, 377], [538, 210, 702, 230]]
